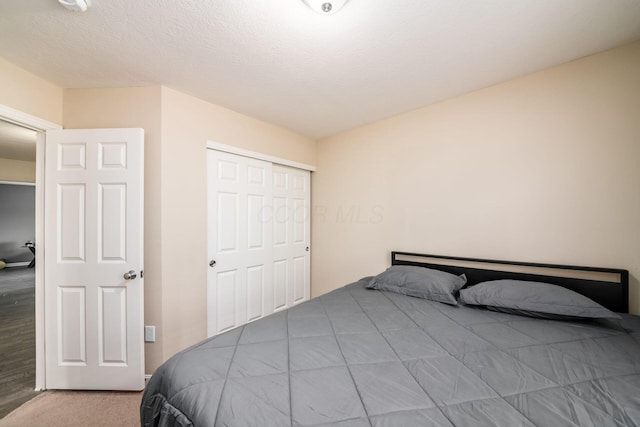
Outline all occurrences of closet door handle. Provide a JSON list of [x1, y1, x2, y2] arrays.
[[209, 260, 217, 267]]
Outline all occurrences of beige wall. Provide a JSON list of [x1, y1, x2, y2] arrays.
[[159, 87, 316, 360], [63, 87, 164, 372], [313, 41, 640, 314], [0, 57, 63, 125], [0, 158, 36, 182]]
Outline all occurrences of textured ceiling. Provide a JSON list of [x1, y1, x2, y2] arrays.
[[0, 0, 639, 139], [0, 121, 37, 162]]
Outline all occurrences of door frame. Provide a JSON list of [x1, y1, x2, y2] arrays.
[[0, 104, 62, 390]]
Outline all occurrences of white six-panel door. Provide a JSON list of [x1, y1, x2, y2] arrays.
[[45, 128, 144, 390], [207, 150, 310, 337]]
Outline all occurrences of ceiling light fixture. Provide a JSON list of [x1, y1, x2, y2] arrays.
[[58, 0, 90, 13], [302, 0, 349, 15]]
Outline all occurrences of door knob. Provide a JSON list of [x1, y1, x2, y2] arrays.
[[124, 270, 137, 280], [209, 260, 216, 267]]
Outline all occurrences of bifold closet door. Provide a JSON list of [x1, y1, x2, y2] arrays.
[[272, 165, 311, 311], [207, 150, 273, 336]]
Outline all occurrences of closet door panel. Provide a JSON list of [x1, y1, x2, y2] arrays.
[[207, 151, 273, 336], [272, 165, 311, 308]]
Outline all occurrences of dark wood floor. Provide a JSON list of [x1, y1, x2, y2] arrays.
[[0, 267, 38, 419]]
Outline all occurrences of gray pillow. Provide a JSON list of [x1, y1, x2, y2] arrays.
[[367, 265, 467, 305], [459, 279, 621, 320]]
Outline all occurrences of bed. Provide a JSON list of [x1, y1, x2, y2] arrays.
[[141, 251, 640, 426]]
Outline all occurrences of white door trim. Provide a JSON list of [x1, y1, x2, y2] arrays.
[[207, 141, 316, 172], [0, 104, 61, 131], [0, 104, 62, 391]]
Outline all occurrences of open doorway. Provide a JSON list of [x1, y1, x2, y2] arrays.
[[0, 120, 38, 417]]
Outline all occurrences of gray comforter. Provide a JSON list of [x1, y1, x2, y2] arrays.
[[141, 279, 640, 426]]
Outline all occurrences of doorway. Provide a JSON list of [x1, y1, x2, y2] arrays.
[[0, 106, 145, 401], [0, 105, 60, 417], [0, 120, 38, 417]]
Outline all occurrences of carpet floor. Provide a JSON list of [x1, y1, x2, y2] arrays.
[[0, 390, 143, 427]]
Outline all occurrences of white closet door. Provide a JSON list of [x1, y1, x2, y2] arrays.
[[207, 150, 273, 336], [272, 165, 311, 310]]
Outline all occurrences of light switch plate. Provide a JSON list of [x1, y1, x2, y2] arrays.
[[144, 325, 156, 342]]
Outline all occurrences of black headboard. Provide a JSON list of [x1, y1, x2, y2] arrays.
[[391, 251, 629, 313]]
